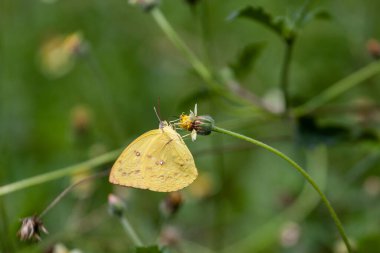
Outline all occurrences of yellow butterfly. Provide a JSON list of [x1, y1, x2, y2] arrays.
[[109, 121, 198, 192]]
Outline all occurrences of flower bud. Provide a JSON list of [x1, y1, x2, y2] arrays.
[[108, 194, 126, 218], [193, 115, 214, 136], [366, 38, 380, 60], [159, 192, 183, 218], [71, 105, 92, 137]]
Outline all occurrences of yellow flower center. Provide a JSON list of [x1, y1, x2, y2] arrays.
[[179, 113, 193, 131]]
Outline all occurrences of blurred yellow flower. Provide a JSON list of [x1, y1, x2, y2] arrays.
[[70, 105, 92, 136], [39, 32, 84, 78]]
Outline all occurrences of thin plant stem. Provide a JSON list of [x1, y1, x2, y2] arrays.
[[150, 8, 215, 88], [0, 149, 121, 196], [120, 215, 143, 247], [293, 61, 380, 116], [149, 8, 261, 108], [211, 125, 352, 253], [222, 145, 328, 253], [279, 40, 294, 111], [39, 170, 108, 218]]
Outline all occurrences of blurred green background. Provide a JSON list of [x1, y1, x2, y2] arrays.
[[1, 0, 380, 252]]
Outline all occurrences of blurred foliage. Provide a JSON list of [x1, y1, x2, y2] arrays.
[[1, 0, 380, 252], [228, 5, 296, 42]]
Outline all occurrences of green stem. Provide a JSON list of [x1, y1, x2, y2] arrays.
[[279, 40, 294, 111], [293, 61, 380, 116], [150, 8, 215, 88], [222, 145, 328, 253], [120, 215, 143, 247], [0, 149, 121, 196], [150, 8, 259, 108], [211, 126, 352, 253], [39, 170, 108, 218]]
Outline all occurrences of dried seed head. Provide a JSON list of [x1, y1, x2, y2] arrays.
[[18, 216, 48, 241]]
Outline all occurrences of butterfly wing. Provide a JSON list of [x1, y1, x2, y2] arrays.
[[109, 126, 198, 192]]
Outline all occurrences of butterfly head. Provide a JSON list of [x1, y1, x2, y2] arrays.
[[159, 120, 169, 129]]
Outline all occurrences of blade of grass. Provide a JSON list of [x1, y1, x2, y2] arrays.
[[0, 149, 121, 196], [293, 61, 380, 116]]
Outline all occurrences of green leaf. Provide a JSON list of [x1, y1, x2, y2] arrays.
[[229, 42, 266, 79], [136, 245, 163, 253], [228, 6, 295, 41]]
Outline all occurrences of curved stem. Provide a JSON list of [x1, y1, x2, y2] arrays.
[[120, 215, 143, 247], [222, 145, 328, 252], [39, 170, 108, 218], [293, 61, 380, 116], [211, 125, 352, 253], [0, 149, 121, 196]]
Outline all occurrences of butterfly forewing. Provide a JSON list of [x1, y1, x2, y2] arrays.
[[109, 125, 198, 192]]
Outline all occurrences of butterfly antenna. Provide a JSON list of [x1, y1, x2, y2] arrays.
[[154, 106, 164, 129]]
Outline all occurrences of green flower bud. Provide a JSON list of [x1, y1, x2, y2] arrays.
[[108, 194, 126, 218], [193, 115, 214, 135]]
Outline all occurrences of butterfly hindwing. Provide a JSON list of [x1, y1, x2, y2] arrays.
[[109, 125, 198, 192]]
